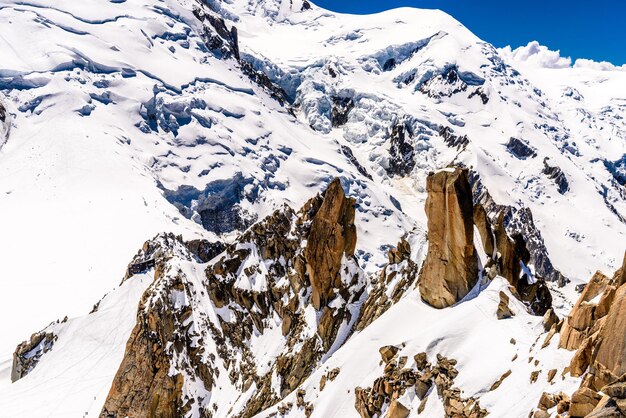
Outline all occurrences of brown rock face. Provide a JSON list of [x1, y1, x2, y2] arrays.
[[305, 178, 357, 310], [100, 313, 185, 418], [473, 203, 495, 257], [593, 283, 626, 384], [101, 235, 216, 418], [560, 255, 626, 388], [559, 271, 612, 351], [560, 253, 626, 416], [419, 168, 478, 308], [570, 387, 603, 417]]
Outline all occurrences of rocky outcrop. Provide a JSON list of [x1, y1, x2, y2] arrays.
[[305, 178, 357, 309], [471, 171, 567, 285], [355, 237, 419, 330], [506, 137, 537, 159], [542, 157, 569, 195], [419, 168, 478, 308], [559, 271, 612, 351], [440, 126, 470, 149], [101, 234, 209, 418], [473, 203, 494, 257], [185, 238, 226, 263], [102, 179, 366, 418], [332, 96, 355, 127], [417, 167, 552, 314], [492, 213, 552, 315], [387, 123, 415, 177], [341, 145, 373, 180], [11, 331, 57, 382], [355, 351, 487, 418], [559, 253, 626, 416], [0, 99, 9, 148], [497, 291, 514, 319]]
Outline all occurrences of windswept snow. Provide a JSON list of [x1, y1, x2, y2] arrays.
[[0, 0, 625, 416]]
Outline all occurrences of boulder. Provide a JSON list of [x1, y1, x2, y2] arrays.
[[543, 308, 559, 332], [497, 291, 514, 319], [418, 168, 478, 308], [379, 345, 399, 363], [570, 387, 603, 417], [385, 400, 410, 418]]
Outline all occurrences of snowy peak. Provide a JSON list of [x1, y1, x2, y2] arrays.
[[2, 0, 626, 417]]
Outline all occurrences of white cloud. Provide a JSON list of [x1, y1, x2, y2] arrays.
[[573, 58, 626, 71], [498, 41, 571, 69], [498, 41, 626, 72]]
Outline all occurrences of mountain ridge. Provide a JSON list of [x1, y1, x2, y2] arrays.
[[1, 0, 625, 416]]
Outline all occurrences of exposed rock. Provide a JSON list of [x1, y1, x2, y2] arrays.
[[160, 174, 258, 234], [603, 381, 626, 399], [542, 157, 569, 195], [332, 96, 355, 127], [489, 369, 512, 391], [559, 255, 626, 398], [387, 122, 415, 177], [385, 400, 410, 418], [341, 145, 373, 180], [497, 291, 515, 319], [185, 239, 226, 262], [587, 396, 625, 417], [468, 87, 489, 104], [506, 137, 537, 159], [319, 368, 340, 391], [355, 353, 486, 418], [473, 203, 495, 257], [418, 168, 478, 308], [570, 387, 603, 417], [593, 282, 626, 387], [414, 352, 429, 370], [11, 332, 57, 382], [493, 212, 552, 315], [559, 271, 612, 351], [101, 235, 209, 418], [101, 179, 366, 418], [547, 369, 557, 383], [471, 171, 567, 285], [538, 392, 558, 410], [560, 256, 626, 418], [440, 126, 469, 149], [543, 308, 559, 332], [379, 345, 399, 363], [530, 370, 540, 384], [305, 178, 357, 310], [356, 238, 418, 330]]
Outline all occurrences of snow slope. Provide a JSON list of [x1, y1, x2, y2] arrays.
[[0, 0, 625, 416]]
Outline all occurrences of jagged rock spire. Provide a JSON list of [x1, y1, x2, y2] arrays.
[[305, 178, 357, 310], [418, 167, 478, 308]]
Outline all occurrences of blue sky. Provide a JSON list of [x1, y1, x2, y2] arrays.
[[313, 0, 625, 66]]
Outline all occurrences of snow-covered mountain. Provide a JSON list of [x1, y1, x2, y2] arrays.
[[1, 0, 625, 417]]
